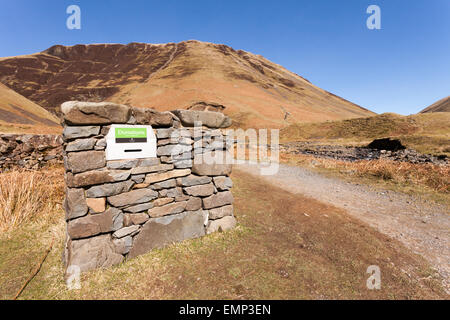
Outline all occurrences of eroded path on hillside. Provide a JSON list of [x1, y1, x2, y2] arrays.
[[236, 162, 450, 292]]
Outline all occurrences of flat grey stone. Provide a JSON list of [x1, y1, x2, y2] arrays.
[[213, 176, 233, 191], [155, 128, 175, 139], [124, 202, 154, 213], [123, 213, 150, 226], [203, 191, 234, 209], [159, 187, 184, 199], [64, 188, 88, 220], [65, 234, 124, 273], [128, 210, 205, 258], [113, 225, 140, 239], [171, 110, 232, 128], [111, 207, 124, 231], [131, 107, 173, 127], [157, 144, 192, 157], [184, 183, 215, 197], [67, 151, 106, 174], [108, 188, 158, 207], [148, 200, 187, 218], [107, 157, 160, 170], [113, 236, 133, 255], [107, 159, 139, 170], [62, 101, 131, 125], [131, 174, 146, 183], [192, 151, 232, 176], [186, 197, 202, 211], [67, 170, 130, 188], [174, 159, 193, 169], [66, 138, 97, 152], [95, 138, 107, 150], [67, 210, 115, 239], [150, 179, 177, 191], [177, 174, 212, 187], [131, 163, 173, 175], [63, 126, 100, 140], [86, 180, 134, 198], [208, 205, 234, 220]]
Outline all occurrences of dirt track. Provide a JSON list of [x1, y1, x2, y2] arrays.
[[236, 162, 450, 292]]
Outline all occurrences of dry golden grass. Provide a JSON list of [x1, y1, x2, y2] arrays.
[[281, 112, 450, 156], [0, 167, 64, 233], [281, 153, 450, 202]]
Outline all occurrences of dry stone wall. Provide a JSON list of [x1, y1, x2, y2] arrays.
[[62, 101, 236, 274], [0, 134, 63, 171]]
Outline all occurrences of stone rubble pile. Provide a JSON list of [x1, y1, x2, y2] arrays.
[[0, 134, 63, 171], [280, 142, 448, 165], [62, 101, 236, 274]]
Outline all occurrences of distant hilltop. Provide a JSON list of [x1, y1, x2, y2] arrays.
[[0, 40, 375, 129], [420, 96, 450, 113]]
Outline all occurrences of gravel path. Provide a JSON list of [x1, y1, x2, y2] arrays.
[[236, 162, 450, 292]]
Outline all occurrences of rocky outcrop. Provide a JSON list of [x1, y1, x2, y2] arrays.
[[62, 101, 236, 275]]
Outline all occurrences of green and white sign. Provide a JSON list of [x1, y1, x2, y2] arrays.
[[106, 124, 156, 160], [115, 127, 147, 143]]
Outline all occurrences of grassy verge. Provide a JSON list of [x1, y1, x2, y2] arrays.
[[0, 168, 446, 299], [280, 153, 450, 205]]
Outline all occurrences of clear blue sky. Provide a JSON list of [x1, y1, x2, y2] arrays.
[[1, 0, 449, 115]]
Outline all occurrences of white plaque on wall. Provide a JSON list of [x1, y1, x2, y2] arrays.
[[105, 124, 157, 161]]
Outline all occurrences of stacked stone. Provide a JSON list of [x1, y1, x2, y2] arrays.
[[62, 101, 236, 273], [0, 134, 63, 171]]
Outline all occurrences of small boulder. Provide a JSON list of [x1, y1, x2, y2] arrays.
[[206, 216, 237, 234], [65, 234, 124, 273], [61, 101, 131, 125], [171, 109, 232, 128], [131, 107, 174, 127]]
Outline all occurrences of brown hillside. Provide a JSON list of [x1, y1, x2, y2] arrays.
[[0, 41, 374, 128], [0, 83, 60, 134], [420, 96, 450, 113], [281, 112, 450, 156]]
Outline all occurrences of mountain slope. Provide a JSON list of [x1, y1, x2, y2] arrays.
[[0, 40, 375, 128], [0, 83, 60, 134], [420, 96, 450, 113]]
